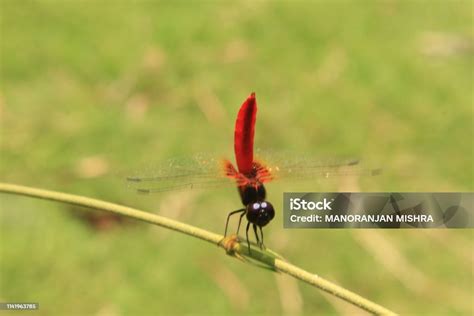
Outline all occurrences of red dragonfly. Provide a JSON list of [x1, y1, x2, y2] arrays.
[[221, 92, 275, 251], [128, 93, 380, 252]]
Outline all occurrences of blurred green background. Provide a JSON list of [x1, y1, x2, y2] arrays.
[[1, 1, 472, 315]]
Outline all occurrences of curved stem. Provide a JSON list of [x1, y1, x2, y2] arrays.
[[274, 260, 396, 315], [0, 182, 396, 315]]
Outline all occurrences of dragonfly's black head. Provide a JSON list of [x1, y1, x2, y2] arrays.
[[246, 200, 275, 227]]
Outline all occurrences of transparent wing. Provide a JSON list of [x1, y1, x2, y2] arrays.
[[126, 154, 235, 194], [126, 152, 381, 194], [254, 151, 382, 181], [265, 159, 382, 180]]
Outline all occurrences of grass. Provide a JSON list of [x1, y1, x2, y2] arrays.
[[1, 1, 473, 315]]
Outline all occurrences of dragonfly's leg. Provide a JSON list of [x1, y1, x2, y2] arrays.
[[224, 208, 245, 237], [259, 226, 265, 250], [245, 222, 251, 254], [253, 224, 261, 249], [236, 211, 246, 235]]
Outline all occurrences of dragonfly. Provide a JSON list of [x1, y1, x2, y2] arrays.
[[127, 93, 381, 252]]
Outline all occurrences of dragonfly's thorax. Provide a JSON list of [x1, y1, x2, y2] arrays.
[[238, 183, 265, 205]]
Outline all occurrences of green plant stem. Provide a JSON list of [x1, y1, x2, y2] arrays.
[[274, 259, 395, 315], [0, 182, 396, 315]]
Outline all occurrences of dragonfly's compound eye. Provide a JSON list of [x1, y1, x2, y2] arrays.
[[246, 201, 275, 227], [261, 201, 275, 222]]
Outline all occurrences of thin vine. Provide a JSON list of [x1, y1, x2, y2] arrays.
[[0, 182, 396, 315]]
